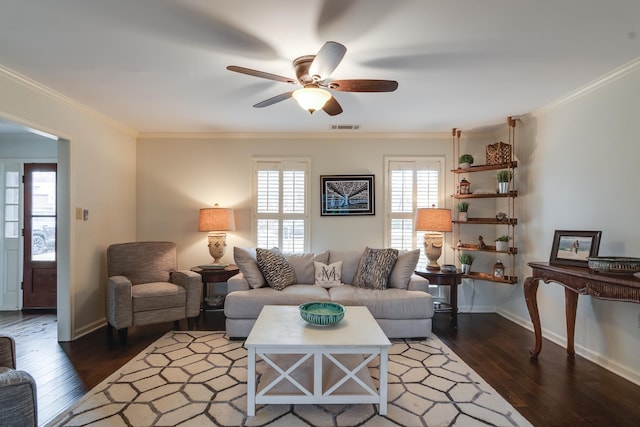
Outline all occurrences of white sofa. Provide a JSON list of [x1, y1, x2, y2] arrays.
[[224, 248, 434, 339]]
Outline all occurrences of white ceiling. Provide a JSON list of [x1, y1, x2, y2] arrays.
[[0, 0, 639, 134]]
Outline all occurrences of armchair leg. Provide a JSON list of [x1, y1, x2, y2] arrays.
[[173, 320, 181, 330], [118, 328, 128, 345], [187, 317, 196, 330]]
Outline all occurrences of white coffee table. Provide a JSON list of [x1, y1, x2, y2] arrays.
[[244, 305, 391, 416]]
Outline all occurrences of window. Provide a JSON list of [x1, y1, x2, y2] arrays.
[[4, 171, 20, 239], [386, 158, 445, 266], [254, 159, 309, 253]]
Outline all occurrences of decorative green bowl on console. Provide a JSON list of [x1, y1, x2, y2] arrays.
[[299, 302, 345, 326], [587, 257, 640, 275]]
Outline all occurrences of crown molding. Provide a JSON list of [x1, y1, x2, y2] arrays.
[[137, 131, 454, 140], [0, 64, 137, 138], [531, 56, 640, 117]]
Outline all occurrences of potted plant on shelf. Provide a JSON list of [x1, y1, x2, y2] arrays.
[[458, 253, 475, 274], [457, 201, 469, 221], [458, 154, 474, 169], [495, 235, 510, 252], [496, 170, 512, 193]]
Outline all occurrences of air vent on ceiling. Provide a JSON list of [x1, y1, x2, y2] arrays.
[[331, 124, 360, 130]]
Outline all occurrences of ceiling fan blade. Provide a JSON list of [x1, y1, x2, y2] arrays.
[[253, 91, 293, 108], [227, 66, 296, 84], [322, 96, 343, 116], [327, 79, 398, 92], [309, 41, 347, 80]]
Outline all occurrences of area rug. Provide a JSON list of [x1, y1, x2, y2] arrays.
[[48, 331, 531, 427]]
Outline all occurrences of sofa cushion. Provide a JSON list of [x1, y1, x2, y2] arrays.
[[233, 247, 266, 289], [352, 247, 399, 290], [327, 250, 364, 285], [314, 261, 343, 288], [285, 251, 329, 284], [256, 248, 297, 290], [389, 249, 420, 289], [224, 285, 330, 318], [328, 285, 434, 319]]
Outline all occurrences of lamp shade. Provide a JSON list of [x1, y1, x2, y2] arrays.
[[415, 207, 452, 232], [292, 87, 331, 113], [198, 205, 236, 232]]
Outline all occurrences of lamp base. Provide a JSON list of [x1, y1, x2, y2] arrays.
[[424, 232, 444, 271], [207, 232, 227, 265]]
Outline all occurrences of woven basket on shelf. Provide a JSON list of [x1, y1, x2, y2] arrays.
[[486, 141, 511, 165]]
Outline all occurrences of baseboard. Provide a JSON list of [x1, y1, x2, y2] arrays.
[[74, 317, 107, 340], [497, 308, 640, 387], [457, 305, 496, 313]]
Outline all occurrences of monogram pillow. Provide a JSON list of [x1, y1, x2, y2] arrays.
[[314, 261, 343, 288]]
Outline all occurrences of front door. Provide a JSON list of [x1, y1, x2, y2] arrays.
[[22, 163, 57, 308]]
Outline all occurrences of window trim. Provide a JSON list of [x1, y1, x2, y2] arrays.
[[383, 155, 447, 249], [252, 158, 311, 252]]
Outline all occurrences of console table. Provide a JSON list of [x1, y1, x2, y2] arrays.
[[524, 262, 640, 359]]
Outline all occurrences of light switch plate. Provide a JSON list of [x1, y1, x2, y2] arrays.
[[75, 208, 82, 220]]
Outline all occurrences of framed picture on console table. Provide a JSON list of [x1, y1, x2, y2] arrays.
[[321, 174, 375, 216], [549, 230, 601, 267]]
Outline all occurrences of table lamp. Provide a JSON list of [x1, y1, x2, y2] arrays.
[[415, 206, 453, 270], [198, 204, 236, 265]]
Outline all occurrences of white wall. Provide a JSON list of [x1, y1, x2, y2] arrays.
[[136, 132, 513, 314], [498, 60, 640, 384], [0, 67, 137, 340]]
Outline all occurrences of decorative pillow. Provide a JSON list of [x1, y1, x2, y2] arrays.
[[314, 261, 343, 288], [352, 247, 399, 290], [388, 249, 420, 289], [255, 248, 297, 291], [285, 251, 330, 284], [233, 247, 266, 289]]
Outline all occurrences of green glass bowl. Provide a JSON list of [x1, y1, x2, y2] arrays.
[[299, 302, 345, 326]]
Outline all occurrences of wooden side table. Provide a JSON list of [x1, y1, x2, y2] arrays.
[[191, 265, 239, 311], [414, 269, 463, 329]]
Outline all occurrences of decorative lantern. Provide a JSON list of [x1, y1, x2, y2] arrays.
[[459, 178, 471, 195], [493, 260, 505, 279]]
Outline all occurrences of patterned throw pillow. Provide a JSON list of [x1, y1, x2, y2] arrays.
[[255, 248, 297, 291], [352, 247, 399, 290], [314, 261, 343, 288]]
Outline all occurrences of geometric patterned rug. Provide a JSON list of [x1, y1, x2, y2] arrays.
[[46, 331, 532, 427]]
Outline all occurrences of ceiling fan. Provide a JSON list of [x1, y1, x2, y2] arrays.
[[227, 41, 398, 116]]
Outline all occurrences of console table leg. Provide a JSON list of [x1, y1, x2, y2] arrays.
[[524, 277, 542, 359], [565, 288, 578, 357]]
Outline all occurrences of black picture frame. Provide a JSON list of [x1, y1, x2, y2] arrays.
[[549, 230, 602, 267], [321, 175, 375, 216]]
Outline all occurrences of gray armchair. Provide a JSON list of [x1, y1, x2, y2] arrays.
[[106, 241, 202, 343], [0, 334, 37, 427]]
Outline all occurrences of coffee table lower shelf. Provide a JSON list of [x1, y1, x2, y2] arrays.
[[252, 350, 383, 409]]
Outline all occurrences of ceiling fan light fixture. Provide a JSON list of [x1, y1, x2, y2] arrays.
[[292, 87, 331, 114]]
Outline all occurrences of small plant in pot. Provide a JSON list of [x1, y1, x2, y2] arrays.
[[458, 154, 474, 169], [457, 201, 469, 221], [458, 252, 475, 274], [495, 235, 510, 252], [496, 170, 512, 193]]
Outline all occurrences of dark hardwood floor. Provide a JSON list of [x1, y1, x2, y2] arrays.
[[2, 309, 640, 426]]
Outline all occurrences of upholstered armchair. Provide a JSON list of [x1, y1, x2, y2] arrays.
[[106, 241, 202, 343], [0, 334, 38, 427]]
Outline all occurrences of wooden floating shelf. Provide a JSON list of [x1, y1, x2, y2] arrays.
[[452, 191, 518, 199], [453, 244, 518, 254], [463, 272, 518, 284], [453, 217, 518, 225], [451, 161, 518, 173]]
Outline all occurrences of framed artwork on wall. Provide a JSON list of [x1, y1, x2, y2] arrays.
[[320, 175, 375, 216], [549, 230, 601, 267]]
